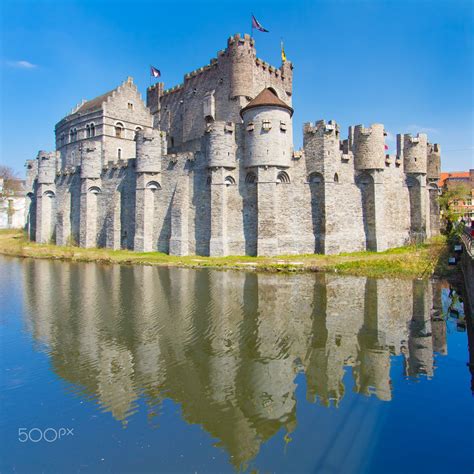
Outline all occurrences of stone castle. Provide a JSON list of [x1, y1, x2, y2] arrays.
[[25, 33, 442, 256]]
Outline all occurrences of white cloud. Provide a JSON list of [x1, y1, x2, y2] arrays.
[[405, 124, 439, 135], [6, 60, 37, 69]]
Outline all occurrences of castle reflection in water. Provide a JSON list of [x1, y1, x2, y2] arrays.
[[22, 261, 448, 467]]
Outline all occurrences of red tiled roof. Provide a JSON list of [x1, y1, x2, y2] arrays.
[[240, 88, 293, 117], [438, 171, 470, 187]]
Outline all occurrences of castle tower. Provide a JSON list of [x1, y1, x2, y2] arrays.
[[398, 133, 428, 242], [146, 82, 164, 128], [134, 129, 163, 252], [241, 88, 293, 256], [79, 144, 102, 248], [427, 143, 441, 237], [35, 151, 58, 244], [352, 124, 388, 251], [353, 124, 385, 171], [25, 159, 38, 240], [227, 34, 256, 107], [303, 120, 341, 253], [405, 280, 434, 377], [206, 121, 236, 256], [355, 279, 392, 401]]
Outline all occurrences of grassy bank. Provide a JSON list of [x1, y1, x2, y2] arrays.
[[0, 229, 456, 279]]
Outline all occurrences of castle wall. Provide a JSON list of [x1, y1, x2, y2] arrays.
[[25, 35, 440, 257]]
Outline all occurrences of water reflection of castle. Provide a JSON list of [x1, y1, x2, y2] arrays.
[[22, 261, 447, 467]]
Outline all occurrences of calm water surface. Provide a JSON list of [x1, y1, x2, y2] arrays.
[[0, 256, 473, 473]]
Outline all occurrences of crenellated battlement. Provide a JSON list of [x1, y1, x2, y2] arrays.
[[37, 151, 58, 185], [80, 144, 102, 179], [353, 123, 386, 170], [136, 129, 164, 173], [206, 120, 236, 168], [227, 32, 255, 48], [400, 133, 428, 174], [427, 142, 441, 180]]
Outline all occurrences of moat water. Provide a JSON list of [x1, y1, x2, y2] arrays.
[[0, 256, 472, 473]]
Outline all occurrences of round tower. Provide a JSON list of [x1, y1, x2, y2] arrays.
[[241, 88, 293, 168], [206, 121, 236, 168], [135, 129, 162, 173], [37, 151, 57, 184], [228, 33, 256, 100], [80, 144, 102, 179], [427, 143, 441, 181], [353, 124, 385, 170], [403, 133, 428, 174]]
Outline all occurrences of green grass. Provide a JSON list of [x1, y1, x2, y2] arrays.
[[0, 229, 457, 279]]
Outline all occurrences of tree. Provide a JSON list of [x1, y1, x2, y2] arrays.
[[439, 182, 471, 236], [0, 166, 22, 199]]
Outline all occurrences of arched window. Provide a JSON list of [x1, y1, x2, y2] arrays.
[[134, 126, 142, 140], [334, 173, 339, 183], [73, 128, 77, 141], [245, 172, 257, 184], [43, 190, 56, 198], [86, 124, 90, 138], [88, 186, 101, 194], [308, 172, 323, 184], [146, 181, 161, 191], [224, 176, 236, 186], [90, 123, 95, 137], [69, 129, 74, 143], [276, 171, 290, 184], [117, 148, 122, 160], [115, 122, 124, 138], [60, 133, 65, 146]]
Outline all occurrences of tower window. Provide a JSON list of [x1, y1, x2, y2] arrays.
[[86, 124, 90, 138], [276, 171, 290, 184], [334, 173, 339, 183], [117, 148, 122, 160], [224, 176, 236, 186], [90, 123, 95, 137], [245, 172, 257, 184], [134, 126, 142, 140], [115, 122, 124, 138], [128, 102, 134, 110]]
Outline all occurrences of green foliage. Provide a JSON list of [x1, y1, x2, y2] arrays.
[[439, 182, 471, 231]]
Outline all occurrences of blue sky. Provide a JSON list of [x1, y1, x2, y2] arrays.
[[1, 0, 472, 174]]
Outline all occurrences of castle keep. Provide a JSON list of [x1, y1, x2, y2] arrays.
[[25, 33, 441, 256]]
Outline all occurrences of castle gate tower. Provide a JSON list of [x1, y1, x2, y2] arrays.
[[241, 88, 293, 256]]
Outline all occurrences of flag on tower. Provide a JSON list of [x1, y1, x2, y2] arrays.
[[251, 14, 269, 33], [384, 144, 389, 150], [150, 66, 161, 78], [281, 41, 287, 62]]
